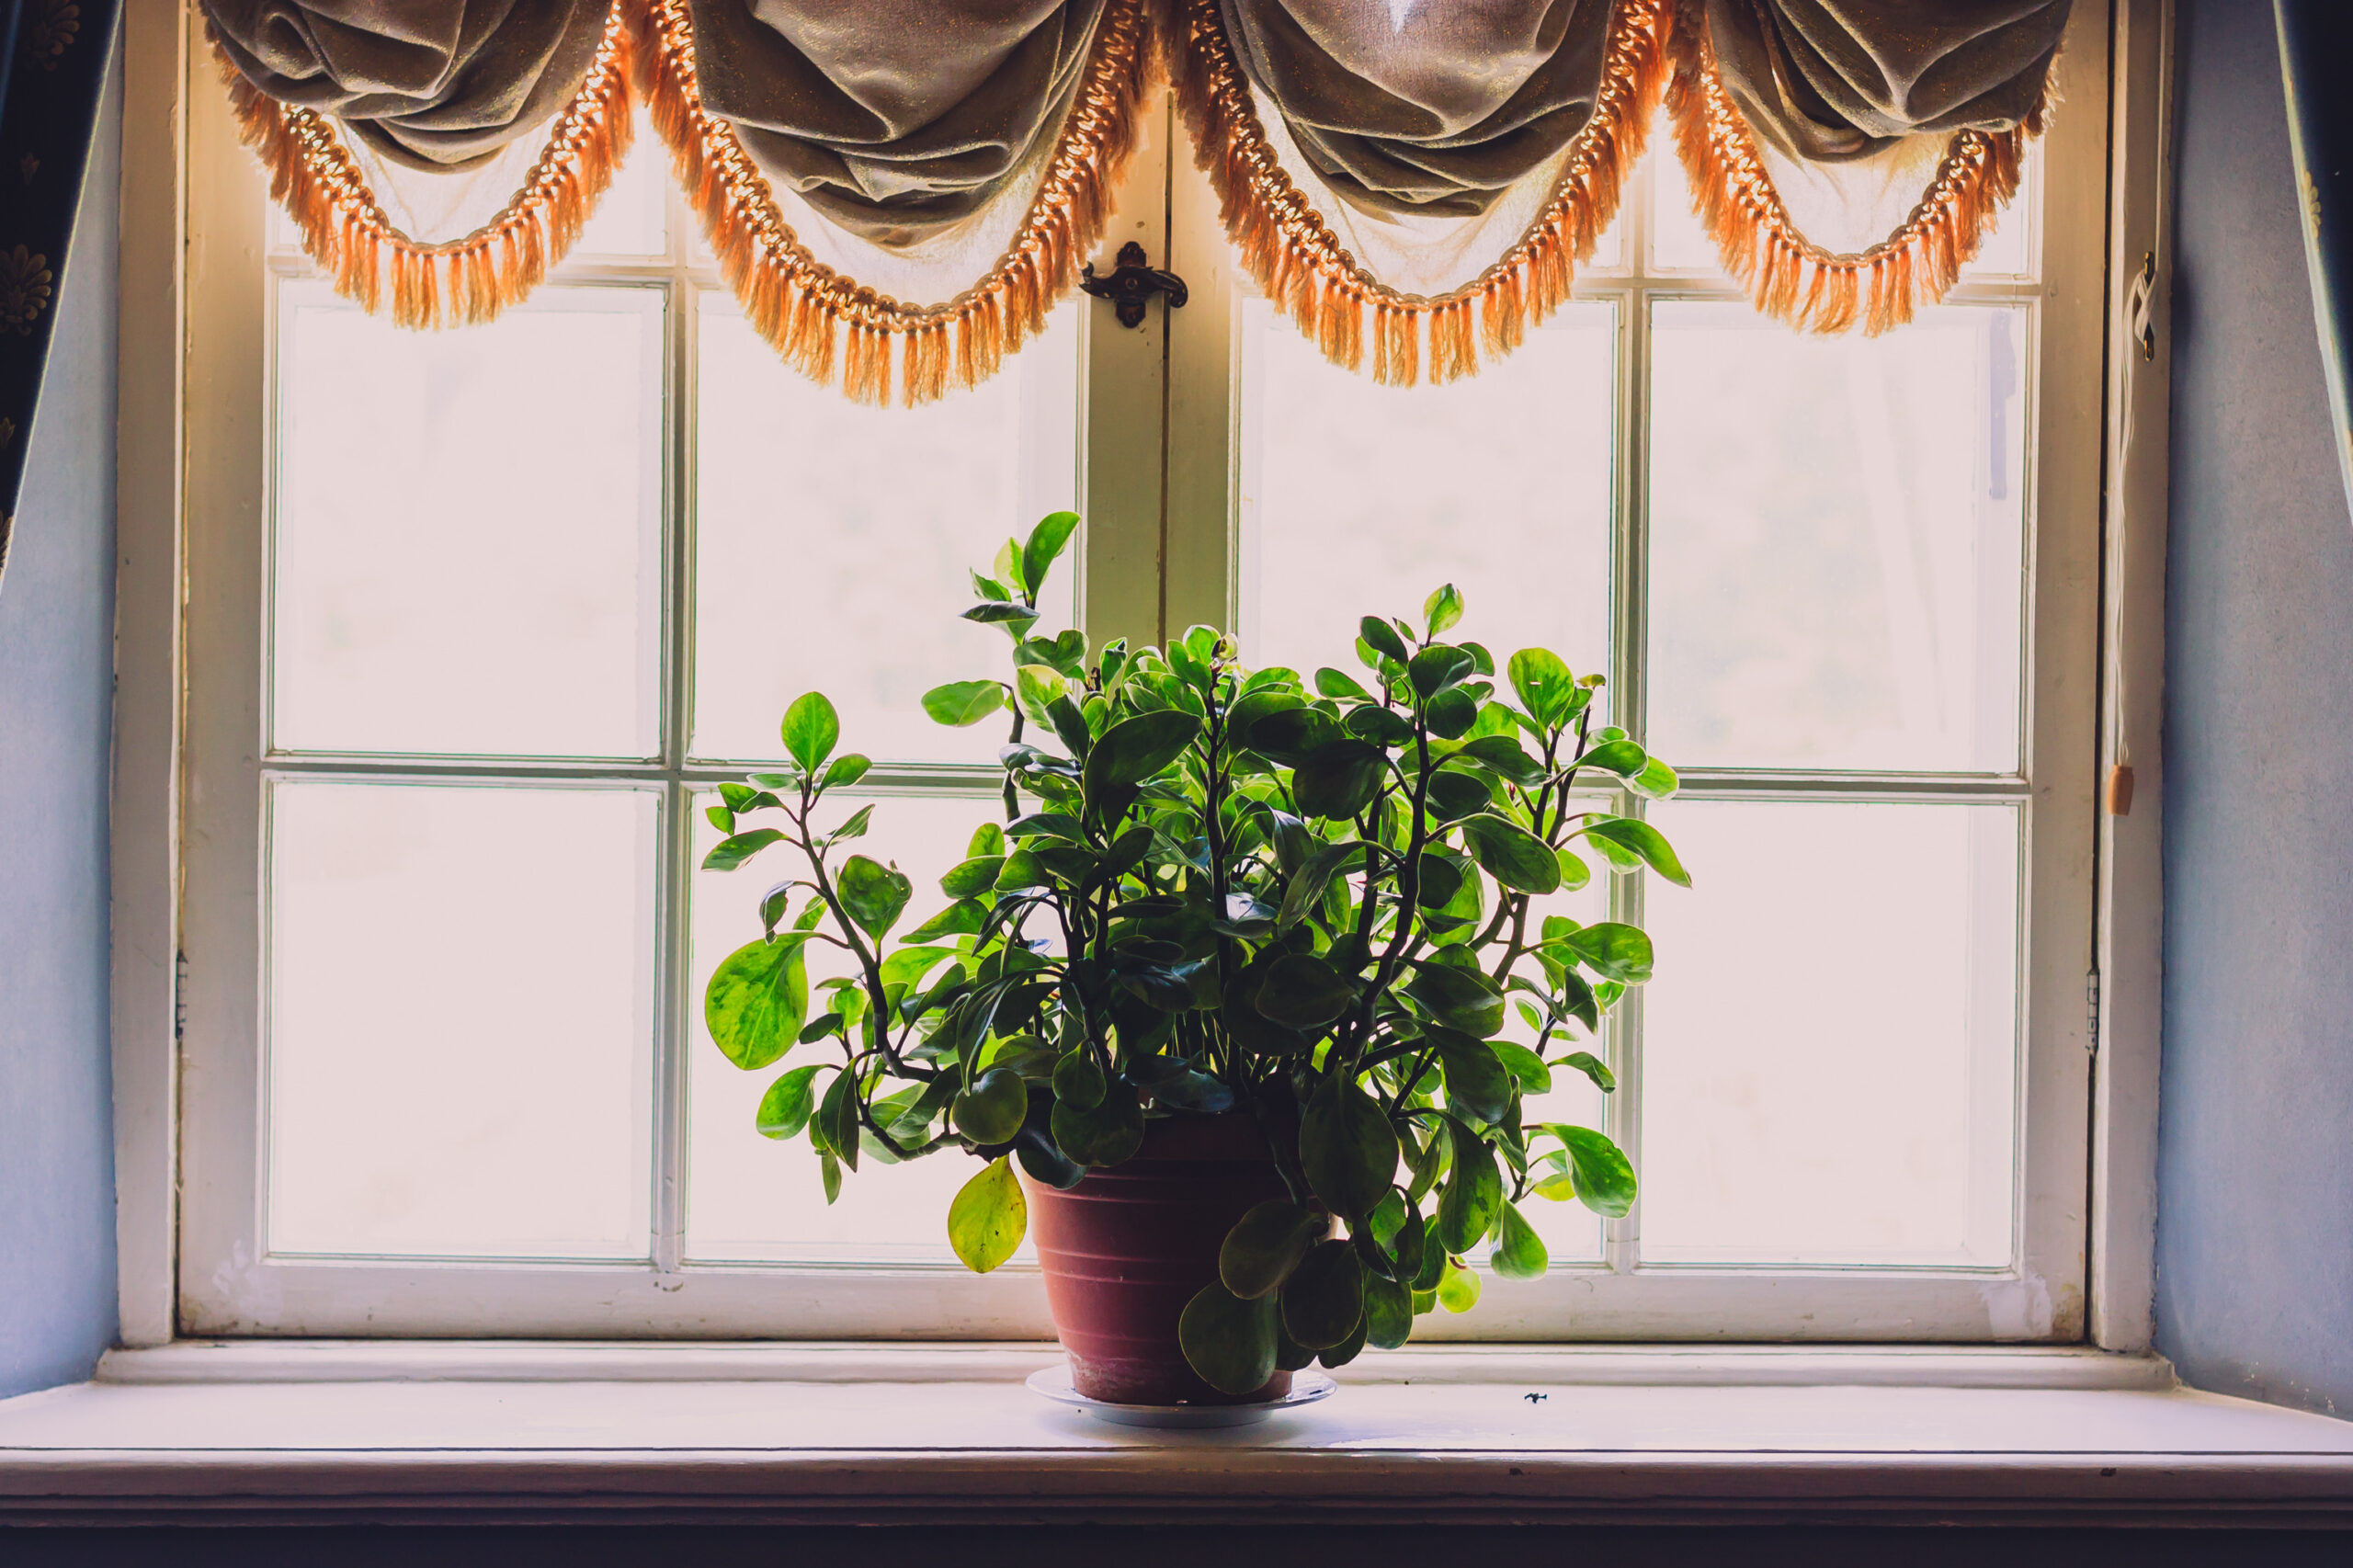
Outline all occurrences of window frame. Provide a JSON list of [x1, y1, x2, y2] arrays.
[[133, 0, 2170, 1346]]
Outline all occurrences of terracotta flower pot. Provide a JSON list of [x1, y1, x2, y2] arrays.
[[1024, 1112, 1294, 1405]]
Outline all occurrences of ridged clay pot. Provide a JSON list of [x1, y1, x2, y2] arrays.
[[1024, 1112, 1294, 1405]]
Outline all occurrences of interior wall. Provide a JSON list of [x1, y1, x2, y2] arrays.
[[0, 40, 122, 1399], [2156, 0, 2353, 1417]]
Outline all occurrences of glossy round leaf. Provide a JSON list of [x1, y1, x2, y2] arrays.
[[951, 1067, 1029, 1145], [1363, 1271, 1414, 1349], [1279, 1238, 1365, 1350], [1085, 710, 1202, 790], [1300, 1074, 1400, 1220], [1178, 1283, 1279, 1396], [1051, 1048, 1107, 1112], [1255, 952, 1356, 1028], [1219, 1200, 1328, 1301], [1051, 1074, 1143, 1166], [1492, 1203, 1549, 1280], [1458, 813, 1561, 894], [947, 1155, 1028, 1273], [921, 680, 1006, 728], [1538, 1123, 1638, 1218], [755, 1063, 825, 1140], [779, 692, 839, 774], [836, 854, 913, 938], [1434, 1119, 1503, 1254], [703, 933, 811, 1069]]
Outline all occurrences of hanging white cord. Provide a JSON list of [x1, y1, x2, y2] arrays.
[[2108, 252, 2159, 814]]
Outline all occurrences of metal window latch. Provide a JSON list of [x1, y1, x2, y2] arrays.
[[1080, 241, 1188, 328]]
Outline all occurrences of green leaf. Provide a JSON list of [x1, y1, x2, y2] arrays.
[[1437, 1035, 1514, 1125], [1424, 583, 1464, 637], [962, 600, 1040, 628], [951, 1066, 1029, 1145], [1293, 739, 1386, 820], [1051, 1074, 1143, 1166], [1458, 813, 1561, 894], [1555, 847, 1591, 892], [1051, 1048, 1106, 1112], [922, 680, 1006, 728], [703, 934, 812, 1069], [1556, 1051, 1616, 1093], [904, 900, 985, 941], [826, 803, 874, 845], [1021, 509, 1081, 596], [1178, 1283, 1279, 1396], [1363, 1271, 1414, 1349], [1630, 756, 1679, 800], [1300, 1074, 1399, 1221], [1313, 666, 1372, 702], [967, 822, 1006, 858], [755, 1064, 824, 1139], [1558, 922, 1654, 983], [1279, 840, 1362, 932], [1084, 710, 1202, 790], [823, 754, 872, 790], [1317, 1312, 1368, 1369], [820, 1148, 843, 1204], [1506, 648, 1574, 728], [1408, 645, 1474, 699], [836, 855, 913, 938], [1279, 1238, 1365, 1350], [1572, 737, 1647, 778], [1425, 687, 1478, 739], [1220, 1200, 1328, 1300], [1359, 616, 1411, 666], [1255, 952, 1355, 1029], [1246, 705, 1343, 765], [1488, 1039, 1552, 1094], [702, 828, 787, 872], [814, 1066, 860, 1171], [1536, 1123, 1638, 1217], [1405, 960, 1506, 1038], [940, 856, 1005, 898], [780, 693, 839, 774], [1434, 1118, 1502, 1254], [1580, 817, 1691, 887], [1436, 1256, 1483, 1312], [947, 1156, 1028, 1273], [1460, 733, 1546, 785], [1492, 1204, 1549, 1279]]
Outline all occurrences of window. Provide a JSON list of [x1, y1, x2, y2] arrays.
[[176, 5, 2109, 1340]]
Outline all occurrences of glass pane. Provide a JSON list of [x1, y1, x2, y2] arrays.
[[573, 110, 669, 259], [1238, 299, 1615, 687], [692, 299, 1080, 766], [686, 787, 1026, 1264], [267, 779, 657, 1259], [272, 280, 663, 758], [1635, 799, 2019, 1267], [1645, 301, 2026, 773]]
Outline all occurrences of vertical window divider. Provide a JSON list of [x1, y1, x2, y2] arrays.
[[654, 187, 699, 1277], [1601, 166, 1657, 1277]]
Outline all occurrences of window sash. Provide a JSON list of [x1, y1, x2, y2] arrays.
[[174, 6, 2112, 1341]]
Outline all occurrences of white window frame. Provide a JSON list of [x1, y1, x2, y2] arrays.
[[115, 0, 2177, 1348]]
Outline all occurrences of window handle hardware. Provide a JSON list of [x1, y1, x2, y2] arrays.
[[1080, 241, 1188, 329]]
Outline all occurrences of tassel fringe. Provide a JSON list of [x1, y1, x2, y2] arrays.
[[216, 6, 635, 330], [1156, 0, 1669, 386], [1663, 7, 2047, 336], [627, 0, 1154, 405]]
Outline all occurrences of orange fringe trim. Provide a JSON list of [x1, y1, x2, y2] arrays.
[[216, 6, 635, 331], [1157, 0, 1669, 387], [624, 0, 1153, 406], [1664, 4, 2046, 336]]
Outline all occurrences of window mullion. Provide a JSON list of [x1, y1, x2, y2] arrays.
[[654, 233, 699, 1275]]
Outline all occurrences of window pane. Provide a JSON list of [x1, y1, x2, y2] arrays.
[[692, 300, 1080, 765], [267, 779, 657, 1259], [1645, 302, 2026, 773], [1635, 798, 2019, 1267], [686, 788, 1024, 1265], [271, 281, 663, 758], [1237, 299, 1615, 686]]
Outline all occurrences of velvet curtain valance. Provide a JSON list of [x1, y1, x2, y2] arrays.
[[202, 0, 2069, 404]]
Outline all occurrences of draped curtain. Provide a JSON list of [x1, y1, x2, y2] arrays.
[[1, 0, 125, 597], [200, 0, 2071, 404]]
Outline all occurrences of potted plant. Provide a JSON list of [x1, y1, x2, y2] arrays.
[[702, 511, 1688, 1404]]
